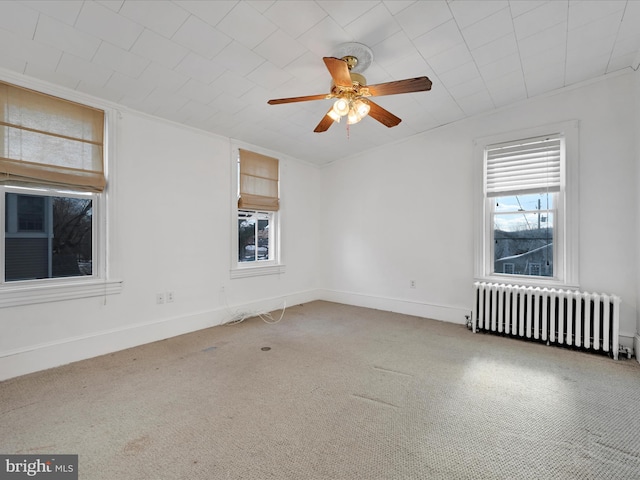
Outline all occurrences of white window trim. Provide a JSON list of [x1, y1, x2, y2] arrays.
[[230, 145, 285, 279], [0, 278, 123, 308], [0, 78, 123, 307], [473, 120, 579, 289]]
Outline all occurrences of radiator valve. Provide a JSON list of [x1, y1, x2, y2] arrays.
[[619, 345, 633, 359]]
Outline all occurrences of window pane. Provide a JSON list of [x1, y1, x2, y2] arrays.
[[257, 218, 269, 260], [238, 214, 256, 262], [238, 211, 270, 263], [493, 193, 553, 277], [495, 193, 553, 213], [5, 193, 92, 281], [17, 195, 45, 232]]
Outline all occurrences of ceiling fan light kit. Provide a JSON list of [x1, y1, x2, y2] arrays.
[[267, 43, 432, 133]]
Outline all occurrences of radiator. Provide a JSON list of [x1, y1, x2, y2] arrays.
[[473, 282, 621, 360]]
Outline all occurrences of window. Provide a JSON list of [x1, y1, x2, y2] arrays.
[[5, 191, 93, 281], [474, 122, 579, 287], [0, 79, 120, 306], [232, 148, 283, 277]]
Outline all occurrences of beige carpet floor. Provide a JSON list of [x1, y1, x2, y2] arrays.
[[1, 301, 639, 479]]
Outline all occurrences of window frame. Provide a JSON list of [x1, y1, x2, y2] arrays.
[[230, 145, 285, 279], [473, 121, 579, 288], [0, 77, 121, 308]]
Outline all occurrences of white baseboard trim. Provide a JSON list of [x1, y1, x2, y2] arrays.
[[0, 289, 319, 381], [319, 289, 471, 325], [13, 286, 629, 379], [635, 334, 640, 364]]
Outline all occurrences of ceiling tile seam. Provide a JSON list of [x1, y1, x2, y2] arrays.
[[445, 0, 495, 113], [31, 11, 40, 42], [604, 1, 630, 74], [384, 1, 413, 17], [507, 0, 535, 20], [567, 0, 628, 32], [511, 9, 568, 44], [451, 1, 509, 30], [261, 0, 329, 42], [459, 9, 514, 52], [69, 0, 85, 26], [206, 0, 238, 28], [398, 4, 460, 116], [168, 10, 194, 44], [250, 29, 309, 71], [290, 12, 328, 42], [342, 2, 401, 46], [107, 14, 146, 56], [39, 13, 82, 91], [320, 0, 381, 31], [377, 0, 403, 23], [507, 2, 528, 100], [562, 1, 570, 88]]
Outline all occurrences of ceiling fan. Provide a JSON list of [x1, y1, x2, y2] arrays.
[[267, 45, 432, 133]]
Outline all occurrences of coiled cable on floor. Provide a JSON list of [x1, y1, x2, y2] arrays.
[[220, 287, 287, 326]]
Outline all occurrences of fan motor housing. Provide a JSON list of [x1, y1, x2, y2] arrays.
[[350, 72, 366, 86]]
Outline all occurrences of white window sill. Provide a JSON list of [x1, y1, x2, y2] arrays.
[[476, 275, 579, 290], [0, 279, 123, 308], [230, 264, 286, 279]]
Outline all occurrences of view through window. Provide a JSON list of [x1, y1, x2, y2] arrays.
[[5, 192, 93, 281], [493, 192, 554, 277], [238, 210, 271, 263]]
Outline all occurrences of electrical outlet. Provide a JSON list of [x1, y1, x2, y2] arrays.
[[166, 291, 174, 303], [156, 293, 165, 304], [410, 280, 416, 288]]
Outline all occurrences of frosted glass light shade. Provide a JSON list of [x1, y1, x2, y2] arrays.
[[354, 99, 370, 117], [327, 109, 341, 122], [347, 107, 362, 124], [332, 98, 349, 116]]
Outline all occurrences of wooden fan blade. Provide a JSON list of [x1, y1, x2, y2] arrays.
[[268, 94, 328, 105], [314, 107, 336, 132], [367, 77, 432, 97], [367, 100, 401, 128], [323, 57, 352, 88]]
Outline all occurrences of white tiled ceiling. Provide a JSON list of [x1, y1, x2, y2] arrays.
[[1, 0, 639, 164]]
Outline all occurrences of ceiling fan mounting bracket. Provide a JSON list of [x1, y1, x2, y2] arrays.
[[341, 55, 358, 70]]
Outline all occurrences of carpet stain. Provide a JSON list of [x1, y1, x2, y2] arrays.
[[123, 435, 150, 454]]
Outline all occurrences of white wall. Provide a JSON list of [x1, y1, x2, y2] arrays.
[[320, 71, 639, 345], [0, 109, 322, 380]]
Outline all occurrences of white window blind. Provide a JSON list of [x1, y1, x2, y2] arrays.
[[485, 134, 562, 197], [0, 81, 105, 192]]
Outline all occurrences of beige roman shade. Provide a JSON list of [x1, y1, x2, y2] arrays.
[[238, 149, 279, 211], [0, 81, 105, 192]]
